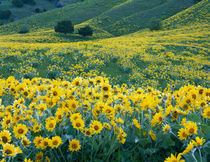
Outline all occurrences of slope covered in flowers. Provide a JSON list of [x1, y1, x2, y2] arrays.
[[0, 22, 208, 90], [0, 0, 209, 161], [0, 76, 209, 161]]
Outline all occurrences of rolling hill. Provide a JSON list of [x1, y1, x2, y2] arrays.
[[0, 0, 208, 90], [0, 1, 209, 162], [0, 0, 80, 24], [0, 0, 197, 36]]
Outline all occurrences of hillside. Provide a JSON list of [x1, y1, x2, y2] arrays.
[[0, 18, 208, 89], [0, 0, 80, 25], [0, 1, 209, 162], [0, 0, 196, 36], [162, 0, 209, 28], [85, 0, 195, 36], [0, 0, 128, 34]]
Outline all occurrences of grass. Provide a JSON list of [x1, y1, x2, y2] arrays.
[[0, 0, 196, 37], [0, 0, 128, 34], [0, 0, 209, 161], [0, 0, 79, 24], [86, 0, 195, 36], [162, 0, 209, 28], [0, 22, 208, 90]]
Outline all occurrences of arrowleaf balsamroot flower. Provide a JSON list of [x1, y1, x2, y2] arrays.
[[33, 136, 43, 149], [51, 136, 63, 148], [163, 124, 171, 134], [13, 124, 28, 139], [202, 106, 210, 119], [164, 153, 185, 162], [133, 119, 141, 129], [45, 118, 56, 132], [90, 120, 103, 134], [2, 143, 22, 157], [193, 137, 205, 147], [69, 139, 81, 152], [0, 130, 12, 144], [178, 128, 188, 141], [72, 118, 85, 130], [149, 130, 157, 141]]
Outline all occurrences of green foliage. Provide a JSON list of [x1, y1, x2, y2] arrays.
[[149, 19, 162, 31], [54, 20, 74, 34], [0, 10, 11, 20], [12, 0, 24, 7], [35, 8, 40, 13], [78, 25, 93, 36], [19, 24, 29, 34]]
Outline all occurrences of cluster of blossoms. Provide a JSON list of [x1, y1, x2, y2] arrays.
[[0, 76, 208, 161]]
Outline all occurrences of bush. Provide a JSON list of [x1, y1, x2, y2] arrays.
[[0, 10, 12, 20], [19, 24, 29, 34], [54, 20, 74, 34], [149, 19, 161, 31], [12, 0, 24, 7], [35, 8, 40, 13], [78, 25, 93, 36]]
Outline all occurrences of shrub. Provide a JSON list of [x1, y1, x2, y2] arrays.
[[0, 10, 12, 19], [35, 8, 40, 13], [12, 0, 24, 7], [149, 19, 161, 31], [54, 20, 74, 34], [78, 25, 93, 36], [19, 24, 29, 34]]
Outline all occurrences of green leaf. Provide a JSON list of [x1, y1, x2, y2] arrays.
[[187, 113, 202, 123], [160, 134, 175, 149]]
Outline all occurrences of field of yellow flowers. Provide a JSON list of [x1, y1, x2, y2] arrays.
[[0, 76, 209, 161], [0, 27, 209, 160], [0, 22, 209, 90], [0, 0, 209, 161]]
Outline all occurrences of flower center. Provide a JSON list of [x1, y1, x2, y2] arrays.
[[18, 128, 24, 134], [5, 149, 12, 155], [94, 125, 99, 130], [72, 104, 76, 109], [53, 140, 58, 145], [72, 143, 77, 149], [76, 123, 81, 127], [49, 123, 54, 128], [189, 128, 194, 134], [2, 136, 8, 143]]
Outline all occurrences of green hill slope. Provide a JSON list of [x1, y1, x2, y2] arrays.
[[162, 0, 209, 28], [0, 0, 127, 34], [0, 0, 79, 24], [85, 0, 195, 36], [0, 0, 196, 36]]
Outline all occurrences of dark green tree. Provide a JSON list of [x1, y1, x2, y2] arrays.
[[149, 19, 161, 31], [0, 10, 12, 19], [78, 25, 93, 36], [54, 20, 74, 34], [19, 24, 29, 34]]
